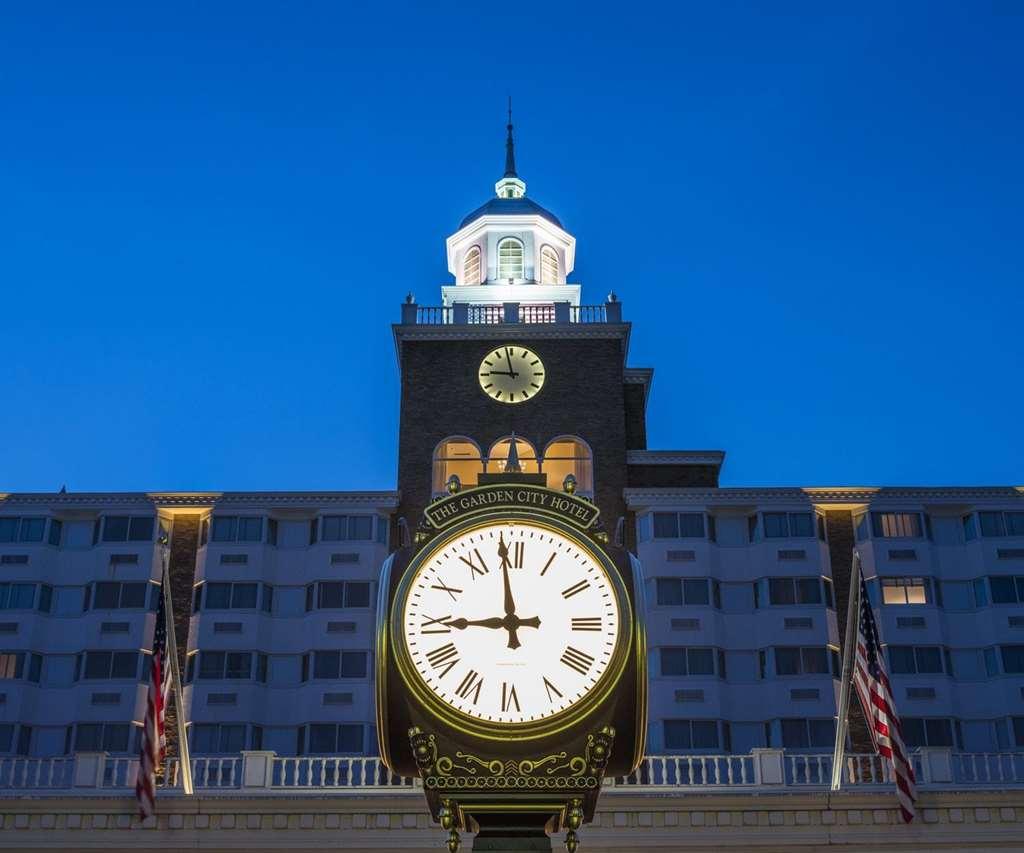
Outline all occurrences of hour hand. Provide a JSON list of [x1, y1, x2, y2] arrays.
[[445, 617, 505, 630]]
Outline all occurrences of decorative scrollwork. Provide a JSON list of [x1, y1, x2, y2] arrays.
[[408, 727, 438, 776], [585, 725, 615, 776]]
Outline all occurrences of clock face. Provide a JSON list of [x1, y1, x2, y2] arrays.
[[478, 346, 545, 404], [401, 520, 621, 725]]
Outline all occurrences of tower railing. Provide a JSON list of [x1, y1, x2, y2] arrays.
[[402, 299, 621, 326]]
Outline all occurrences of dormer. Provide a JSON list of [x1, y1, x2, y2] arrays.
[[443, 111, 578, 307]]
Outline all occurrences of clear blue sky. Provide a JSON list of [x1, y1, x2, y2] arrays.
[[2, 2, 1021, 492]]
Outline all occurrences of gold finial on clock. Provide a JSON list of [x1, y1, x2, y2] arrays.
[[562, 473, 577, 495], [446, 474, 462, 494]]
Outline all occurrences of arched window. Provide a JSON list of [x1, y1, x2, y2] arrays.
[[497, 238, 524, 281], [540, 246, 559, 284], [432, 437, 484, 494], [541, 437, 593, 494], [487, 436, 539, 474], [463, 246, 481, 286]]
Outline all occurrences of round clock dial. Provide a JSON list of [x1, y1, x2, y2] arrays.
[[478, 346, 545, 404], [401, 520, 621, 725]]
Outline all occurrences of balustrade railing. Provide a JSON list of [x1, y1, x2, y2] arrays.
[[405, 302, 617, 326], [3, 750, 1022, 795]]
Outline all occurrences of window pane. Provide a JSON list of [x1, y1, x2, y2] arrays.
[[340, 651, 367, 678], [84, 651, 112, 679], [682, 579, 709, 606], [322, 516, 345, 541], [111, 652, 138, 679], [348, 517, 372, 540], [75, 724, 103, 751], [763, 513, 788, 538], [19, 518, 45, 542], [664, 720, 691, 750], [678, 514, 704, 538], [905, 578, 928, 605], [925, 719, 953, 747], [103, 517, 130, 542], [221, 725, 246, 752], [337, 724, 363, 753], [990, 577, 1018, 604], [795, 579, 821, 604], [0, 725, 14, 752], [236, 517, 262, 542], [781, 719, 809, 748], [801, 648, 828, 674], [888, 646, 916, 674], [319, 582, 345, 608], [808, 719, 835, 747], [775, 648, 800, 675], [902, 718, 926, 747], [345, 582, 371, 608], [661, 648, 687, 676], [653, 513, 679, 539], [769, 578, 795, 605], [789, 514, 814, 538], [120, 583, 146, 608], [0, 653, 23, 679], [231, 584, 258, 609], [1006, 513, 1024, 536], [1001, 645, 1024, 674], [656, 579, 683, 606], [915, 647, 943, 674], [211, 517, 237, 542], [225, 653, 251, 679], [199, 652, 225, 679], [979, 512, 1006, 537], [127, 517, 154, 542], [193, 725, 219, 753], [103, 725, 129, 752], [205, 584, 232, 609], [309, 724, 336, 753], [0, 519, 17, 543], [1013, 718, 1024, 748], [314, 651, 340, 679], [691, 721, 719, 749], [687, 648, 715, 676]]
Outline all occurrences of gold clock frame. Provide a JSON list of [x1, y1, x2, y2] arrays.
[[380, 511, 636, 745]]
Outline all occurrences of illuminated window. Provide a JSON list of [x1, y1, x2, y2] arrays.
[[540, 246, 559, 284], [487, 436, 539, 474], [881, 577, 930, 605], [463, 246, 482, 285], [497, 238, 524, 280], [432, 437, 484, 494], [541, 437, 592, 494]]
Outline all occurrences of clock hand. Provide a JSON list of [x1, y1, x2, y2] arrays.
[[445, 617, 506, 630], [498, 533, 520, 649], [504, 347, 519, 378]]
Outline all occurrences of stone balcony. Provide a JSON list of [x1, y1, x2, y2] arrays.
[[400, 298, 623, 326]]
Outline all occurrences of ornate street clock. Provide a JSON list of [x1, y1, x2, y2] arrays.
[[378, 479, 647, 852]]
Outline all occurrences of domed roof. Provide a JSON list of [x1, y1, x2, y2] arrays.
[[459, 196, 563, 230]]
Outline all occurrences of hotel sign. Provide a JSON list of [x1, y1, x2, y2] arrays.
[[423, 483, 600, 531]]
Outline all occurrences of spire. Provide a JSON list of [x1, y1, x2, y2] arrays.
[[504, 97, 517, 178], [495, 98, 526, 199], [504, 433, 523, 473]]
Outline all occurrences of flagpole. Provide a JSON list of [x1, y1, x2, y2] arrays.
[[830, 550, 862, 791], [159, 536, 194, 795]]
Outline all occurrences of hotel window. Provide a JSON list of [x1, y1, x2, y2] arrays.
[[100, 516, 154, 543], [321, 515, 373, 542], [962, 514, 978, 541], [1001, 645, 1024, 674], [304, 723, 364, 755], [195, 582, 260, 611], [0, 652, 41, 681], [773, 647, 838, 677], [663, 719, 727, 751], [0, 517, 46, 543], [497, 237, 524, 280], [652, 513, 706, 539], [656, 578, 719, 608], [0, 724, 30, 756], [302, 650, 368, 681], [192, 723, 248, 754], [73, 723, 133, 753], [871, 512, 923, 539], [979, 512, 1024, 537], [880, 577, 931, 605], [197, 651, 253, 680], [901, 718, 956, 748], [780, 718, 835, 749], [432, 437, 484, 494], [887, 645, 948, 675], [85, 581, 149, 610], [1013, 718, 1024, 748], [540, 245, 559, 284], [767, 577, 823, 606], [762, 512, 814, 539], [487, 436, 539, 474], [0, 583, 40, 611], [660, 647, 723, 678], [78, 651, 139, 680], [307, 581, 371, 610], [988, 576, 1024, 605], [541, 437, 593, 495], [463, 246, 482, 285], [210, 516, 263, 543]]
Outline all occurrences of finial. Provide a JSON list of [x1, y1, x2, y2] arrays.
[[446, 474, 462, 495], [504, 433, 522, 473], [563, 474, 577, 495], [504, 96, 517, 179]]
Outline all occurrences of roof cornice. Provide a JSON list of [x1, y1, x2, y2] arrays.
[[627, 450, 724, 467], [0, 491, 401, 509], [624, 486, 1024, 508]]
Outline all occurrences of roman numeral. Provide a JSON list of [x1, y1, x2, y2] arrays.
[[571, 617, 602, 632], [458, 549, 489, 580], [421, 614, 451, 634], [455, 669, 484, 704], [426, 643, 459, 678], [513, 541, 524, 569], [542, 676, 563, 702], [501, 681, 520, 713], [430, 579, 463, 602], [561, 646, 595, 676], [561, 579, 590, 599], [540, 553, 556, 576]]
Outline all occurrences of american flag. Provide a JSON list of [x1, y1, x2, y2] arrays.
[[135, 583, 170, 818], [852, 577, 918, 822]]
